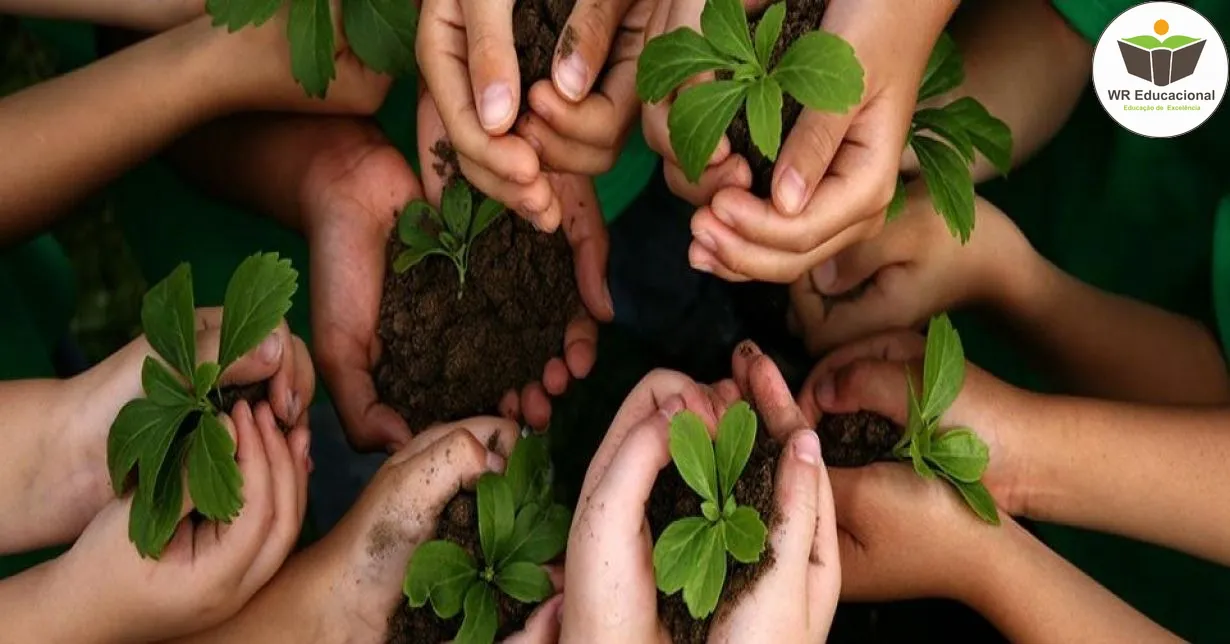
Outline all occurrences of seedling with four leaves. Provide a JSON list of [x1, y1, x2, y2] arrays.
[[393, 180, 506, 294], [107, 253, 298, 558], [636, 0, 865, 183], [652, 402, 768, 619], [404, 436, 571, 644], [891, 313, 999, 524]]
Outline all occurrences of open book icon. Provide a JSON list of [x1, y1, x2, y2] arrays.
[[1118, 35, 1207, 86]]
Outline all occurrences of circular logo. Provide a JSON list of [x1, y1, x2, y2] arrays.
[[1093, 1, 1228, 138]]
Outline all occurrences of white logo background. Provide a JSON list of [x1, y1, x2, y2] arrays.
[[1093, 1, 1228, 138]]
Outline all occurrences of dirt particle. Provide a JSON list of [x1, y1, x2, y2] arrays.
[[558, 25, 578, 59], [366, 519, 402, 562], [815, 411, 902, 467]]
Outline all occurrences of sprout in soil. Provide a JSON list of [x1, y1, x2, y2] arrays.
[[890, 313, 999, 525], [393, 180, 507, 296], [636, 0, 864, 183], [653, 402, 768, 619], [206, 0, 418, 98], [404, 436, 571, 644], [107, 252, 298, 558]]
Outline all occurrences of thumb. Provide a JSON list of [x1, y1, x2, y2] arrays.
[[773, 109, 854, 216], [460, 0, 521, 134], [554, 0, 636, 101], [505, 594, 563, 643], [555, 173, 614, 321], [806, 265, 921, 353], [819, 359, 914, 425], [196, 321, 288, 388]]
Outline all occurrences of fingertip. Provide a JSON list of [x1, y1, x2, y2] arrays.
[[543, 359, 570, 396], [773, 165, 809, 216], [522, 383, 552, 431], [789, 429, 823, 467], [554, 50, 590, 102], [499, 390, 521, 421], [478, 82, 517, 134]]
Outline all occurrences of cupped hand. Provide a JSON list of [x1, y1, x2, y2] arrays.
[[56, 400, 310, 643], [788, 190, 1034, 355], [517, 0, 655, 175], [685, 0, 956, 284]]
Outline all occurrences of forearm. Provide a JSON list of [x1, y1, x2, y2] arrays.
[[1006, 393, 1230, 566], [968, 520, 1177, 643], [0, 16, 241, 244], [0, 0, 203, 31], [0, 559, 98, 641]]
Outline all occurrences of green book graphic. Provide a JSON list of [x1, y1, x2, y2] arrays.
[[1119, 34, 1207, 86]]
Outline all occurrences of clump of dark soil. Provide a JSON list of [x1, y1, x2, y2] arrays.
[[387, 494, 536, 643], [513, 0, 577, 111], [816, 411, 902, 467], [726, 0, 826, 196], [646, 417, 781, 643], [375, 152, 580, 430]]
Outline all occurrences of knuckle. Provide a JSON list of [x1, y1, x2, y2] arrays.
[[468, 30, 507, 67], [791, 126, 839, 173], [573, 2, 616, 46]]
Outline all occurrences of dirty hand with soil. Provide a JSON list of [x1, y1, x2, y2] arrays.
[[564, 342, 840, 643]]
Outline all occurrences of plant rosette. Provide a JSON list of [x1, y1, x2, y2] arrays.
[[647, 401, 779, 643], [397, 436, 570, 644], [107, 253, 298, 558]]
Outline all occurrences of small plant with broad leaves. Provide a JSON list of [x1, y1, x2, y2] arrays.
[[652, 402, 768, 619], [636, 0, 865, 182], [403, 436, 570, 644], [206, 0, 418, 98], [886, 33, 1014, 243], [890, 313, 999, 525], [393, 180, 506, 294], [107, 253, 298, 558]]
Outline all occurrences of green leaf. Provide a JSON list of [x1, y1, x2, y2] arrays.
[[636, 28, 735, 103], [894, 366, 926, 455], [669, 80, 748, 183], [142, 357, 193, 407], [928, 428, 989, 483], [653, 516, 709, 593], [128, 436, 189, 559], [722, 494, 736, 518], [494, 561, 554, 603], [455, 582, 498, 644], [393, 247, 449, 274], [886, 176, 907, 222], [442, 180, 474, 239], [746, 77, 784, 161], [772, 31, 864, 113], [941, 474, 1001, 525], [669, 410, 719, 503], [477, 473, 515, 563], [701, 0, 757, 64], [404, 540, 477, 618], [942, 97, 1014, 176], [288, 0, 336, 99], [920, 313, 965, 422], [187, 413, 243, 522], [909, 429, 935, 479], [722, 505, 766, 563], [193, 362, 221, 399], [137, 406, 191, 504], [682, 524, 726, 619], [439, 231, 462, 254], [141, 263, 196, 380], [218, 253, 298, 372], [470, 198, 505, 243], [504, 503, 571, 565], [912, 135, 975, 243], [399, 202, 441, 249], [919, 32, 963, 102], [107, 399, 191, 495], [343, 0, 418, 76], [753, 3, 786, 67], [702, 500, 720, 522], [913, 107, 974, 163], [505, 435, 551, 508], [207, 0, 283, 30], [714, 401, 756, 501]]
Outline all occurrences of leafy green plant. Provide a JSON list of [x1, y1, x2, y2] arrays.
[[107, 253, 298, 558], [207, 0, 418, 98], [890, 313, 999, 524], [404, 436, 570, 644], [393, 180, 506, 293], [652, 402, 767, 619], [636, 0, 864, 182], [888, 33, 1014, 243]]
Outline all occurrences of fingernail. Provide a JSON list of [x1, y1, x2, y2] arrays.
[[307, 454, 315, 474], [521, 198, 544, 216], [777, 167, 807, 215], [257, 334, 282, 363], [692, 257, 714, 274], [814, 259, 837, 292], [287, 392, 301, 423], [660, 395, 685, 417], [603, 282, 615, 317], [480, 83, 514, 130], [818, 377, 835, 407], [554, 53, 588, 101], [694, 230, 717, 253], [302, 433, 312, 462], [713, 203, 735, 227], [793, 431, 822, 466], [487, 451, 507, 473], [736, 340, 762, 358]]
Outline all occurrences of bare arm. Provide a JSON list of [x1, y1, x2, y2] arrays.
[[0, 0, 203, 30]]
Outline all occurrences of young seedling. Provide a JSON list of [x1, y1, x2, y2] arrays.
[[890, 313, 999, 525], [107, 253, 298, 558], [652, 402, 767, 619], [636, 0, 865, 182], [206, 0, 418, 98], [404, 436, 570, 644], [887, 33, 1015, 243], [393, 180, 506, 294]]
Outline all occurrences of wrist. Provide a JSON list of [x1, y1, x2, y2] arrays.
[[981, 227, 1048, 319], [955, 518, 1035, 616]]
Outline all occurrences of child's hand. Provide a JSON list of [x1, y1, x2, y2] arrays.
[[52, 401, 309, 642], [788, 187, 1037, 355]]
